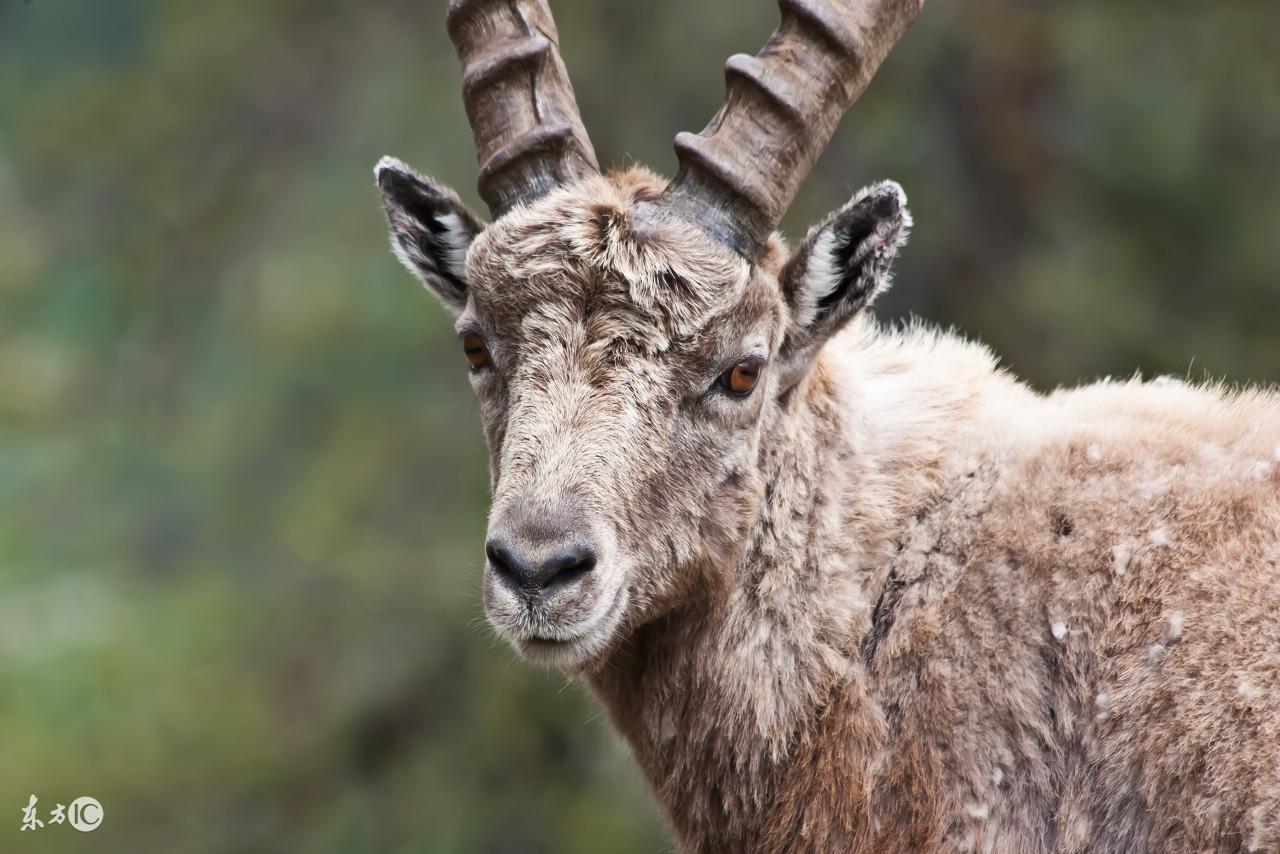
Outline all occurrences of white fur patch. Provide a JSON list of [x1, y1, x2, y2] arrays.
[[376, 155, 478, 305], [792, 182, 910, 329], [1148, 527, 1172, 547], [1068, 815, 1092, 846], [434, 210, 473, 282], [794, 227, 840, 329], [1247, 803, 1269, 852], [1050, 621, 1068, 641], [1200, 442, 1229, 465], [1165, 611, 1183, 643], [374, 154, 409, 180], [1112, 542, 1132, 576], [660, 707, 677, 742], [1141, 478, 1171, 500]]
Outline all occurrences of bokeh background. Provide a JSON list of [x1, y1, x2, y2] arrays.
[[1, 0, 1277, 851]]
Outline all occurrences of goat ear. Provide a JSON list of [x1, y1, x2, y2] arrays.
[[778, 181, 910, 372], [375, 156, 485, 313]]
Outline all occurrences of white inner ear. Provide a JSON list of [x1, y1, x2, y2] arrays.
[[386, 209, 475, 298], [434, 210, 473, 282], [794, 226, 842, 329]]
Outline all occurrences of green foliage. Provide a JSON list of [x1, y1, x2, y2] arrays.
[[0, 0, 1275, 850]]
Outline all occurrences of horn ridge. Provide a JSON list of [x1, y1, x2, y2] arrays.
[[659, 0, 925, 258], [446, 0, 599, 218]]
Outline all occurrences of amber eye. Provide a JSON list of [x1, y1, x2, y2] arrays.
[[719, 358, 763, 396], [461, 332, 490, 369]]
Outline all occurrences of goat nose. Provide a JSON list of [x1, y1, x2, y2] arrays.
[[485, 539, 597, 595]]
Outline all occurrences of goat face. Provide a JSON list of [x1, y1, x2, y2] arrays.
[[377, 162, 909, 670]]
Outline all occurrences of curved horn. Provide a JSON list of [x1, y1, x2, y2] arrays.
[[659, 0, 924, 258], [446, 0, 599, 218]]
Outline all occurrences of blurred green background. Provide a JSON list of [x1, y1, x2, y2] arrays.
[[1, 0, 1276, 851]]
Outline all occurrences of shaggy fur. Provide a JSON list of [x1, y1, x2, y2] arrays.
[[377, 163, 1280, 853]]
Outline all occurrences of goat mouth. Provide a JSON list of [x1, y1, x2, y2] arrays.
[[517, 618, 601, 651], [523, 634, 580, 648], [511, 586, 627, 667], [515, 632, 598, 669]]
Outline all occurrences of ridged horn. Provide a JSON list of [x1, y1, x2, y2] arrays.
[[446, 0, 600, 218], [659, 0, 924, 258]]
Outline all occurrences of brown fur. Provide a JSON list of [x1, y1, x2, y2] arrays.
[[381, 166, 1280, 853]]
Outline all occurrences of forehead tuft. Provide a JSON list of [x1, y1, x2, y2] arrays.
[[465, 169, 764, 342]]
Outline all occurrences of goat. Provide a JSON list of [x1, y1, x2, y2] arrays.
[[375, 0, 1280, 850]]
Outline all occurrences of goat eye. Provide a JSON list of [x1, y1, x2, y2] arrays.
[[461, 332, 490, 369], [719, 358, 763, 396]]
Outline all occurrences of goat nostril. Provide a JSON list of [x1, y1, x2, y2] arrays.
[[485, 540, 523, 586], [541, 545, 597, 592], [486, 538, 596, 594]]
